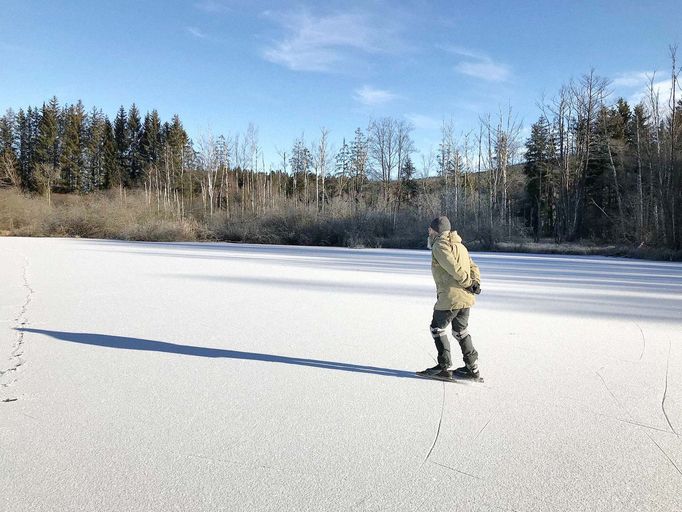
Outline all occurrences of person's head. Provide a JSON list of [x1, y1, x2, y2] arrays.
[[429, 216, 451, 235]]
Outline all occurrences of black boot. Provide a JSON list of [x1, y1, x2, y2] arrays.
[[417, 364, 447, 376], [453, 364, 481, 380]]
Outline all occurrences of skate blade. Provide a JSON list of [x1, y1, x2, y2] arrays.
[[415, 372, 456, 383], [451, 372, 484, 383]]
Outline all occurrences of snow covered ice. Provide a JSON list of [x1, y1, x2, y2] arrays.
[[1, 237, 681, 511]]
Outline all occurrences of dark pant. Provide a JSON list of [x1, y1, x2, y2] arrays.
[[430, 308, 478, 369]]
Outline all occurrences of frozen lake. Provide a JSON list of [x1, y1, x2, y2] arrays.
[[1, 237, 681, 511]]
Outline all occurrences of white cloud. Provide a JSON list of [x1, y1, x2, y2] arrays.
[[186, 26, 208, 39], [612, 71, 680, 109], [354, 86, 399, 106], [630, 78, 679, 110], [446, 46, 511, 82], [612, 71, 651, 88], [445, 46, 483, 60], [262, 10, 398, 72], [455, 60, 510, 82]]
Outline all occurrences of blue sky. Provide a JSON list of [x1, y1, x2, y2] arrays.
[[1, 0, 679, 169]]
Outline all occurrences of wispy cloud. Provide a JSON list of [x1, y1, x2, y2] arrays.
[[612, 70, 679, 108], [194, 1, 231, 14], [262, 10, 399, 72], [354, 86, 399, 106], [632, 78, 678, 109], [186, 26, 209, 39], [612, 71, 651, 88], [446, 46, 511, 82]]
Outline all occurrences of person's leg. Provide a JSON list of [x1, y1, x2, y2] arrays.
[[451, 308, 479, 370], [430, 309, 456, 369]]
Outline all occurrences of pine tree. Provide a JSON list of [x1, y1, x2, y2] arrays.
[[334, 138, 351, 197], [126, 104, 143, 185], [102, 119, 119, 189], [16, 109, 37, 190], [399, 155, 418, 205], [0, 109, 17, 156], [164, 114, 189, 193], [35, 97, 61, 186], [141, 109, 162, 169], [60, 102, 86, 192], [524, 117, 554, 241], [290, 137, 311, 201], [85, 107, 107, 190], [29, 106, 40, 164], [350, 127, 368, 199], [113, 106, 129, 186]]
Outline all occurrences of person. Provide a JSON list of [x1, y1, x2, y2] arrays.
[[418, 216, 482, 380]]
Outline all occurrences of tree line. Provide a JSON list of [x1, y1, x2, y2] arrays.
[[1, 49, 680, 250], [524, 63, 681, 248]]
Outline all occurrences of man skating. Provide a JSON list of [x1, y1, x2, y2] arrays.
[[418, 216, 482, 381]]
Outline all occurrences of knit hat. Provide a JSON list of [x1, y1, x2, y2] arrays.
[[430, 216, 451, 234]]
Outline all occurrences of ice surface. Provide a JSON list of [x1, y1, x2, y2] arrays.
[[1, 237, 681, 511]]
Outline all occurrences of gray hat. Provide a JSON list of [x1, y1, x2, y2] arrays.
[[430, 216, 451, 234]]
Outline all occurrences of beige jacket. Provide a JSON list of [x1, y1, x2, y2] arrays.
[[431, 230, 481, 310]]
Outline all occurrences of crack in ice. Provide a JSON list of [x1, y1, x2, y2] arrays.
[[647, 434, 682, 478], [430, 460, 482, 480], [634, 321, 646, 361], [420, 381, 445, 469], [1, 257, 33, 401], [661, 339, 677, 436], [475, 417, 492, 440], [597, 368, 682, 477]]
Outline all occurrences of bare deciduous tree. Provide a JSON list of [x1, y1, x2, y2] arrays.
[[35, 162, 61, 205], [0, 152, 21, 188]]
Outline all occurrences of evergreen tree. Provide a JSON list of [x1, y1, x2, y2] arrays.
[[290, 137, 311, 199], [141, 109, 162, 169], [399, 155, 418, 205], [166, 115, 188, 156], [113, 106, 129, 185], [102, 119, 119, 189], [35, 97, 61, 185], [349, 127, 368, 198], [524, 117, 554, 241], [29, 106, 40, 163], [17, 108, 37, 190], [0, 109, 17, 156], [60, 102, 86, 192], [85, 107, 107, 190], [126, 104, 143, 185], [586, 101, 631, 239], [334, 138, 351, 195]]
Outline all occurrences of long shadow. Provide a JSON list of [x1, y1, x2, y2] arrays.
[[18, 328, 423, 381]]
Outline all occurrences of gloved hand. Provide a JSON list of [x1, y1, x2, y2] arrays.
[[466, 281, 481, 295]]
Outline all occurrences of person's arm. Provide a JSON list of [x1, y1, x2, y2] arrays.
[[467, 257, 481, 294], [470, 258, 481, 284], [432, 239, 471, 287]]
